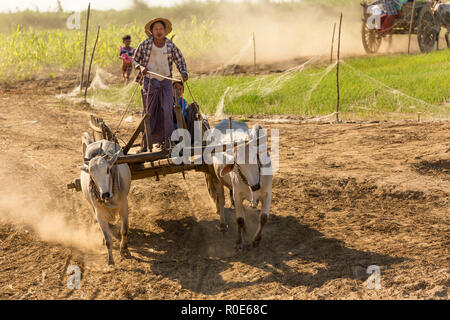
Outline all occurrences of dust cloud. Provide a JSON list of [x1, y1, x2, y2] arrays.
[[0, 169, 102, 252], [185, 2, 424, 71], [187, 3, 363, 69]]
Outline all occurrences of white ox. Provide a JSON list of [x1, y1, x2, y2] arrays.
[[436, 2, 450, 47], [205, 122, 273, 249], [80, 139, 132, 265]]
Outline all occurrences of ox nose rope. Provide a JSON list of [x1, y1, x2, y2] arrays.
[[89, 171, 117, 204], [236, 163, 261, 191], [229, 118, 263, 192], [87, 148, 119, 205], [89, 177, 102, 202], [114, 82, 140, 135], [184, 81, 197, 106]]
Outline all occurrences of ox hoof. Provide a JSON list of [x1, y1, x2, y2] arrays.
[[235, 242, 251, 251], [107, 258, 115, 266], [120, 248, 131, 258], [217, 223, 228, 234], [252, 238, 261, 248]]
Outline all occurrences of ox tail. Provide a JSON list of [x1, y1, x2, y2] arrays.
[[204, 168, 216, 201], [204, 166, 220, 204]]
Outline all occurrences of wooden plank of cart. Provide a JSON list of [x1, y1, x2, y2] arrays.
[[67, 110, 252, 192]]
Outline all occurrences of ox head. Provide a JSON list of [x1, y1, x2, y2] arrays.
[[220, 124, 266, 192], [81, 149, 121, 203]]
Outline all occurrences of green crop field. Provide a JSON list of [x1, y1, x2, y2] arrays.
[[85, 50, 449, 120], [0, 0, 359, 80], [0, 18, 220, 80], [1, 0, 448, 120]]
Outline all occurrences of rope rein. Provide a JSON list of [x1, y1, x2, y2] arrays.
[[87, 150, 119, 204], [233, 129, 263, 191], [89, 177, 102, 202]]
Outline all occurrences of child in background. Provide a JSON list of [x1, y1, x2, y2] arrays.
[[119, 35, 135, 81], [173, 81, 188, 129]]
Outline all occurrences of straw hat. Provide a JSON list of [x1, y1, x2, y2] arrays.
[[145, 17, 172, 37]]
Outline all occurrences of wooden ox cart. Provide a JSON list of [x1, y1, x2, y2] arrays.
[[361, 0, 449, 54], [67, 111, 257, 191]]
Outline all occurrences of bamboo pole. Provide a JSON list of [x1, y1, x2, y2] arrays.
[[143, 84, 152, 152], [336, 13, 343, 124], [117, 135, 265, 164], [408, 0, 416, 55], [84, 25, 100, 101], [229, 116, 233, 142], [143, 117, 152, 152], [122, 113, 150, 155], [80, 3, 90, 92], [330, 22, 336, 64]]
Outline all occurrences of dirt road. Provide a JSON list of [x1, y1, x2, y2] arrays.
[[0, 78, 448, 299]]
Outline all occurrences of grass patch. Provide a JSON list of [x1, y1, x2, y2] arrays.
[[187, 50, 450, 117], [86, 50, 449, 119]]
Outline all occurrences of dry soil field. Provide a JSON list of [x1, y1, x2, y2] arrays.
[[0, 76, 448, 299]]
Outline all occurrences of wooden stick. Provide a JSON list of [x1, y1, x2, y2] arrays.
[[228, 116, 233, 142], [122, 113, 150, 155], [117, 150, 169, 164], [253, 32, 257, 75], [330, 22, 336, 64], [144, 72, 181, 82], [336, 13, 343, 124], [408, 0, 416, 55], [174, 106, 187, 131], [118, 136, 263, 165], [84, 25, 100, 101], [143, 115, 152, 153], [144, 80, 153, 152], [80, 3, 90, 92], [131, 163, 209, 181], [67, 163, 210, 189], [90, 115, 104, 141]]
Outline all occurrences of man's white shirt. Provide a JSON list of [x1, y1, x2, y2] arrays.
[[147, 41, 171, 81]]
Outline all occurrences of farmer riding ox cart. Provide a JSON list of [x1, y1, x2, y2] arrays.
[[133, 17, 189, 151], [361, 0, 450, 53], [66, 18, 274, 265]]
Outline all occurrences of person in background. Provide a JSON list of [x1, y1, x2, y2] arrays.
[[119, 35, 136, 81], [377, 0, 406, 38], [172, 81, 188, 129]]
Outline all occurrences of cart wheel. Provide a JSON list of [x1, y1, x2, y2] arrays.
[[387, 34, 393, 52], [417, 5, 438, 53], [81, 132, 92, 161], [362, 20, 382, 54]]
